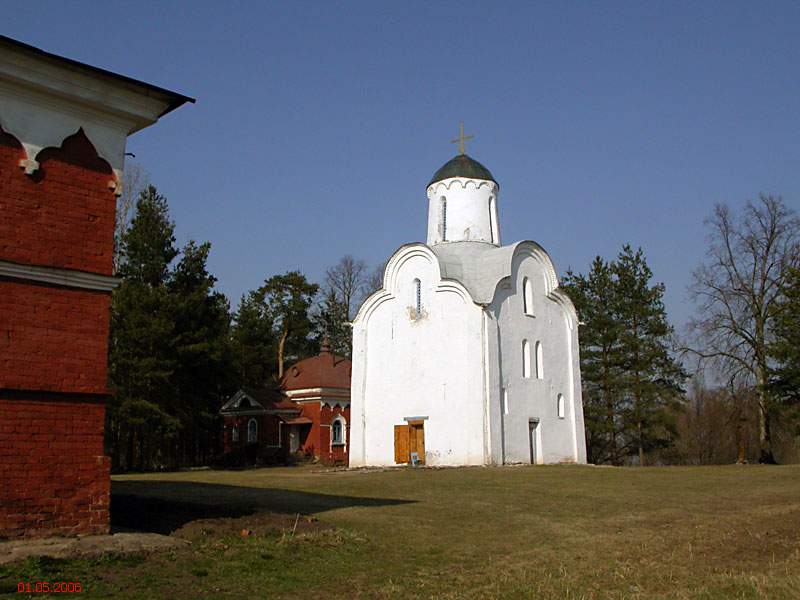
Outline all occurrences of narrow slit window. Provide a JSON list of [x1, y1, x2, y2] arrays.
[[523, 277, 533, 315], [535, 341, 543, 379], [441, 197, 447, 242], [489, 196, 496, 243], [414, 278, 422, 319], [522, 339, 531, 378], [248, 418, 257, 443], [232, 425, 239, 442], [502, 388, 508, 414], [557, 394, 565, 418]]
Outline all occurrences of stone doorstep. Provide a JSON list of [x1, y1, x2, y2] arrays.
[[0, 532, 189, 565]]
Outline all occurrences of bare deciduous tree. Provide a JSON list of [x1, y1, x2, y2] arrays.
[[363, 262, 387, 298], [324, 254, 367, 321], [114, 161, 151, 273], [686, 195, 800, 463]]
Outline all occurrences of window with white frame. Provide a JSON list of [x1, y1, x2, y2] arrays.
[[523, 277, 533, 315], [535, 341, 543, 379], [414, 278, 422, 319], [247, 418, 257, 443], [557, 393, 565, 418], [232, 425, 239, 442], [331, 418, 344, 444], [522, 339, 531, 378]]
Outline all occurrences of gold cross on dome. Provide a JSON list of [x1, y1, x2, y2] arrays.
[[450, 121, 474, 155]]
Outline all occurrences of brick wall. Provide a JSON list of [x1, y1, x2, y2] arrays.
[[0, 126, 116, 276], [0, 124, 114, 538], [0, 391, 110, 539], [0, 277, 111, 395]]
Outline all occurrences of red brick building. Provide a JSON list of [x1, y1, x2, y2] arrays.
[[0, 36, 190, 538], [221, 336, 351, 465]]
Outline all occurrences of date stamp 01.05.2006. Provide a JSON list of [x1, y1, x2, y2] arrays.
[[17, 582, 82, 593]]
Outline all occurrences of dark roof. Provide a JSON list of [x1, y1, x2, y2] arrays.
[[0, 35, 194, 118], [428, 154, 497, 187]]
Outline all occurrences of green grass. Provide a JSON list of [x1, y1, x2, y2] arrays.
[[2, 465, 800, 599]]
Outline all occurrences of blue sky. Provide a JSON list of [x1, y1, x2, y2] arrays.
[[5, 2, 800, 329]]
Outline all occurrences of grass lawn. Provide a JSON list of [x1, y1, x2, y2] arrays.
[[2, 464, 799, 599]]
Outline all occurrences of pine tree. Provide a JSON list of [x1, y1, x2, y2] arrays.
[[167, 240, 232, 466], [108, 187, 232, 470], [108, 187, 180, 470], [260, 271, 319, 378], [563, 257, 625, 464], [231, 289, 277, 388], [613, 245, 686, 465], [769, 266, 800, 422], [313, 288, 350, 358]]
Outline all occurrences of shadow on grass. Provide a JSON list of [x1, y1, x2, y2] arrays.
[[111, 480, 415, 535]]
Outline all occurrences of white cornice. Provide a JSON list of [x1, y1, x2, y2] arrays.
[[427, 177, 498, 199], [0, 259, 119, 292], [284, 387, 350, 397], [0, 39, 191, 183]]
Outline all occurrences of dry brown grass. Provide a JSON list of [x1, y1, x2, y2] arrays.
[[2, 464, 799, 599]]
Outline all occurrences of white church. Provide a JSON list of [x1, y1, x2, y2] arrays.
[[349, 135, 587, 467]]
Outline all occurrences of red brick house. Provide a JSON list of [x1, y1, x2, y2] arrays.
[[222, 336, 351, 465], [0, 36, 191, 538]]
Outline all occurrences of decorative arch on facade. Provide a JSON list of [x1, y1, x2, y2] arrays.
[[426, 178, 498, 199], [353, 243, 473, 325]]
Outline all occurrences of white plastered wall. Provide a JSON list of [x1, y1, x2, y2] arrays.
[[488, 243, 587, 464], [350, 244, 487, 466]]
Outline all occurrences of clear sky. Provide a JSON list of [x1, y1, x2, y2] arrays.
[[4, 2, 800, 329]]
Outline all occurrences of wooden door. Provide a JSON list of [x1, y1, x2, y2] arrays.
[[409, 421, 425, 464], [394, 425, 410, 464]]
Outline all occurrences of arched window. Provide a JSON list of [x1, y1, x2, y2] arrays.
[[535, 341, 543, 379], [522, 339, 531, 378], [523, 277, 533, 315], [232, 425, 239, 442], [557, 393, 565, 419], [441, 197, 447, 242], [331, 418, 343, 444], [414, 278, 422, 319], [247, 418, 257, 443]]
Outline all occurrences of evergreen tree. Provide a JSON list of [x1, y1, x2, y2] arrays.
[[108, 187, 180, 470], [769, 266, 800, 424], [167, 240, 233, 466], [565, 246, 686, 465], [230, 289, 277, 388], [312, 288, 350, 358], [108, 187, 232, 470], [613, 245, 686, 465], [260, 271, 319, 378], [563, 257, 625, 464]]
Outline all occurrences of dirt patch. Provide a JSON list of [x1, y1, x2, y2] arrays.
[[172, 511, 330, 542]]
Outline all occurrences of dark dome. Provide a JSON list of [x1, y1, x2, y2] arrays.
[[428, 154, 497, 187]]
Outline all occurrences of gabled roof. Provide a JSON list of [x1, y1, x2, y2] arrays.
[[220, 388, 299, 415]]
